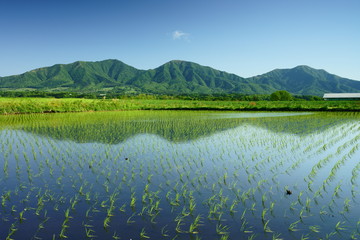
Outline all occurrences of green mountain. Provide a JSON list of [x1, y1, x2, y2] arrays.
[[0, 59, 142, 90], [248, 65, 360, 95], [132, 60, 252, 94], [1, 59, 359, 95]]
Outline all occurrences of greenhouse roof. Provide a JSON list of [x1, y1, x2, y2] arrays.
[[323, 93, 360, 100]]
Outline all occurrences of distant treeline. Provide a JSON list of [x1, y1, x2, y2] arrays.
[[0, 90, 323, 101]]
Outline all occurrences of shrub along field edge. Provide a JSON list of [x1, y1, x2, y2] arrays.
[[0, 97, 360, 114]]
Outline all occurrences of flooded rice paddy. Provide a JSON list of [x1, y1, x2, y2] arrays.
[[0, 111, 360, 240]]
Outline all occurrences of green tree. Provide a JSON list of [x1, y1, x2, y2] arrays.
[[270, 90, 293, 101]]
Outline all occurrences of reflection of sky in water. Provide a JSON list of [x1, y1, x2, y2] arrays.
[[202, 112, 314, 119], [130, 112, 314, 122]]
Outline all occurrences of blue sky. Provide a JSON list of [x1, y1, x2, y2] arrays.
[[1, 0, 360, 80]]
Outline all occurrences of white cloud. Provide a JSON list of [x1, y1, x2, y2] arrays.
[[172, 30, 189, 40]]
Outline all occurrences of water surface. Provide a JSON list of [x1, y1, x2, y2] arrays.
[[0, 111, 359, 239]]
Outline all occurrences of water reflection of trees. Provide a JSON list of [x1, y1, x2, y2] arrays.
[[0, 111, 358, 144]]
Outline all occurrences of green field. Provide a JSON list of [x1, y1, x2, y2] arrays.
[[0, 97, 360, 114]]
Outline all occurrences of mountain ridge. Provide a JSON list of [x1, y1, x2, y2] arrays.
[[1, 59, 359, 96]]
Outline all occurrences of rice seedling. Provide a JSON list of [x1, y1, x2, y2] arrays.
[[309, 225, 320, 233], [229, 199, 238, 215], [305, 197, 311, 212], [335, 221, 347, 232], [288, 220, 301, 232], [223, 172, 228, 186], [263, 220, 272, 233], [112, 231, 120, 239], [324, 231, 337, 239], [250, 203, 256, 213], [333, 182, 342, 198], [299, 208, 306, 222], [297, 191, 304, 205], [247, 233, 257, 240], [126, 212, 136, 224], [175, 216, 185, 233], [1, 190, 11, 208], [18, 209, 26, 223], [261, 208, 268, 223], [189, 214, 202, 234], [342, 198, 351, 213], [130, 193, 136, 210], [216, 223, 230, 235], [85, 227, 97, 238], [241, 219, 254, 234], [272, 232, 282, 240], [161, 225, 170, 237], [261, 193, 267, 208], [300, 234, 310, 240], [3, 158, 9, 177], [6, 222, 18, 240], [269, 201, 276, 216], [70, 195, 79, 210], [220, 234, 230, 240], [103, 216, 111, 230], [350, 231, 359, 240]]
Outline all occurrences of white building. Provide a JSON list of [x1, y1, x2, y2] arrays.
[[323, 93, 360, 100]]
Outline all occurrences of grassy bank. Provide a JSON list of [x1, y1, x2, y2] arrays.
[[1, 97, 360, 114]]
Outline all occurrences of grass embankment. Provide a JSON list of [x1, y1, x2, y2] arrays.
[[0, 97, 360, 114]]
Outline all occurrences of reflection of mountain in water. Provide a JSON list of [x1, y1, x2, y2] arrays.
[[1, 111, 359, 144]]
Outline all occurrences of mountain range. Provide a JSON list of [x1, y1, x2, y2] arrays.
[[1, 59, 359, 96]]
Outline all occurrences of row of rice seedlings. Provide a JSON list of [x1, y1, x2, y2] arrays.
[[274, 121, 360, 237], [302, 126, 356, 187], [312, 146, 359, 235], [351, 160, 360, 186]]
